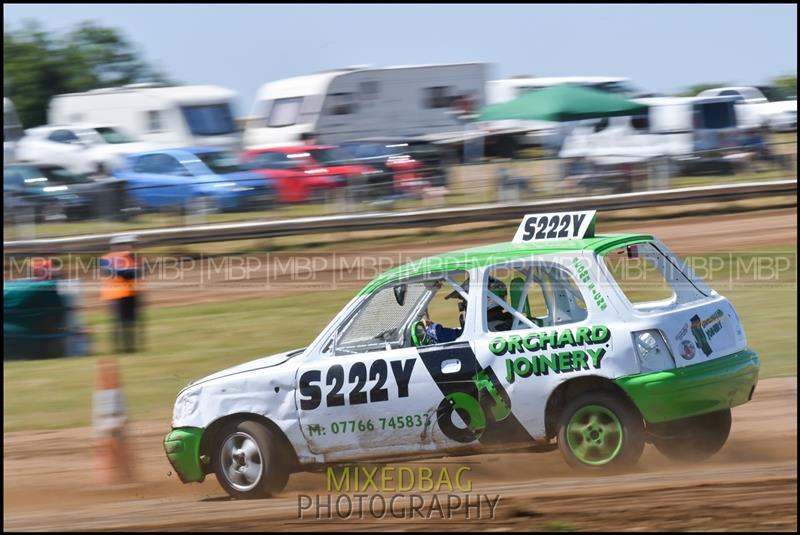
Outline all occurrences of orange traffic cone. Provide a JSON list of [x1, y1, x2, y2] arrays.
[[93, 357, 133, 485]]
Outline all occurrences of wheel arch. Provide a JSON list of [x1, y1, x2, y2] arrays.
[[199, 412, 300, 475], [544, 375, 640, 439]]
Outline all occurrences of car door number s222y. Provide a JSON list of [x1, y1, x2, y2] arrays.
[[298, 358, 416, 410]]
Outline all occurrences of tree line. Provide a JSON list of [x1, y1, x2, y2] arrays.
[[4, 20, 171, 127]]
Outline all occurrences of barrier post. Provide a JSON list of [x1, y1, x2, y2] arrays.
[[93, 357, 133, 485]]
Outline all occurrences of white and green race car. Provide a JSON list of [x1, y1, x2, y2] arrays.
[[164, 211, 759, 499]]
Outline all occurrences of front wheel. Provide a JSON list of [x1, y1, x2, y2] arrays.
[[557, 391, 645, 471], [650, 409, 731, 462], [213, 420, 290, 499]]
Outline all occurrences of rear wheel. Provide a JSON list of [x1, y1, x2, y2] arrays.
[[650, 409, 731, 462], [557, 391, 645, 471], [213, 420, 290, 499]]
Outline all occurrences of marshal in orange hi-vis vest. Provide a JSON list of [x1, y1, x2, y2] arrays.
[[99, 251, 139, 301]]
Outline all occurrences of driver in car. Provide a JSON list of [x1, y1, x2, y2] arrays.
[[419, 277, 514, 344]]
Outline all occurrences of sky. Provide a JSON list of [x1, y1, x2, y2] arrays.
[[4, 3, 797, 116]]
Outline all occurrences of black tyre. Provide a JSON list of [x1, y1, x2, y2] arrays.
[[213, 420, 290, 499], [557, 391, 645, 471], [650, 408, 731, 462]]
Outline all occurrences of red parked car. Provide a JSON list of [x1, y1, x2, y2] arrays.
[[241, 145, 382, 203]]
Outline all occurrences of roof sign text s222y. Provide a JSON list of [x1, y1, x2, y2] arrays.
[[512, 211, 597, 243]]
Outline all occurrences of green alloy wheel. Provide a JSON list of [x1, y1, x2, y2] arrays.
[[557, 391, 644, 471]]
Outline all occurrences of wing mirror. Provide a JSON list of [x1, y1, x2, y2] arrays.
[[393, 284, 407, 306]]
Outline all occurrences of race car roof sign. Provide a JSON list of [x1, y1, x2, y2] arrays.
[[513, 210, 597, 243]]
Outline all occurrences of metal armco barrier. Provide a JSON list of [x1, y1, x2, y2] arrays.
[[4, 179, 797, 254]]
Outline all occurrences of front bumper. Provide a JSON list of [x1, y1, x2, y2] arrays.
[[164, 427, 205, 483], [615, 349, 759, 424]]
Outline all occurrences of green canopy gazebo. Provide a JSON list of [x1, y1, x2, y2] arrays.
[[478, 84, 648, 122]]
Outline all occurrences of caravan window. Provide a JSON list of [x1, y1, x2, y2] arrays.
[[146, 111, 163, 133], [268, 97, 304, 127], [359, 81, 380, 99], [327, 92, 358, 115], [631, 114, 650, 132], [423, 86, 454, 108], [181, 104, 236, 136]]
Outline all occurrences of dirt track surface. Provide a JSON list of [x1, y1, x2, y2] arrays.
[[4, 377, 796, 531], [59, 207, 796, 311]]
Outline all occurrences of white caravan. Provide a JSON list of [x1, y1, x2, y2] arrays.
[[243, 63, 488, 149], [559, 95, 742, 174], [4, 98, 24, 163], [484, 76, 651, 150], [48, 84, 241, 152]]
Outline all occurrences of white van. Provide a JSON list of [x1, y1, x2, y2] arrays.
[[559, 95, 742, 174], [484, 76, 649, 149], [243, 63, 488, 149], [4, 97, 24, 163], [48, 84, 241, 152]]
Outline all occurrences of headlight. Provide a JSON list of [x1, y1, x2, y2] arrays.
[[633, 329, 675, 373]]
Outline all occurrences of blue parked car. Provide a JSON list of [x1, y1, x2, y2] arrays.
[[114, 147, 275, 213]]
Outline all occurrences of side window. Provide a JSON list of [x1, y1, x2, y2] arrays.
[[330, 271, 469, 355], [602, 242, 706, 312], [485, 263, 588, 331], [132, 155, 151, 173], [48, 129, 79, 144], [146, 110, 163, 133], [152, 154, 184, 174]]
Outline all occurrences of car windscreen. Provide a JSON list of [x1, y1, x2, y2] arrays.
[[250, 151, 303, 170], [39, 166, 92, 184], [195, 151, 247, 174], [342, 143, 396, 158], [591, 81, 639, 97], [4, 165, 90, 187], [181, 103, 237, 136], [756, 86, 796, 102], [93, 127, 134, 144], [307, 147, 356, 165]]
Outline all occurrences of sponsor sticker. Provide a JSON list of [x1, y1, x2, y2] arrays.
[[680, 340, 696, 360]]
